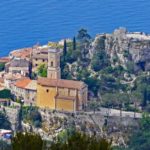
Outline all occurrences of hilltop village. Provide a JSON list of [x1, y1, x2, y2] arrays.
[[1, 28, 150, 148], [0, 42, 87, 112]]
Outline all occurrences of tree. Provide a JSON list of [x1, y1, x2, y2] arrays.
[[22, 106, 42, 128], [63, 39, 67, 57], [84, 77, 100, 97], [0, 140, 12, 150], [91, 50, 109, 72], [77, 28, 91, 60], [127, 114, 150, 150], [11, 132, 43, 150], [50, 132, 112, 150], [77, 28, 91, 41], [0, 89, 12, 99], [17, 103, 23, 131], [73, 36, 76, 50], [130, 91, 142, 118], [142, 87, 147, 108], [89, 101, 100, 114], [0, 63, 5, 72], [37, 64, 47, 77], [0, 112, 11, 130]]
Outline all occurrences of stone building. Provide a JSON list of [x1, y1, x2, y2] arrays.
[[5, 58, 30, 76], [31, 46, 49, 72], [11, 78, 37, 105], [36, 48, 88, 112]]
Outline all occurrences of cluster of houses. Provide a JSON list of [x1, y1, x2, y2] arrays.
[[0, 44, 88, 112]]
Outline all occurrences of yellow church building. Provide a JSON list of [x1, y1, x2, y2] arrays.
[[36, 48, 88, 112]]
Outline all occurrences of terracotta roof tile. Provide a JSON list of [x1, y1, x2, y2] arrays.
[[14, 78, 31, 89], [10, 48, 32, 59], [38, 77, 86, 90], [0, 57, 11, 63]]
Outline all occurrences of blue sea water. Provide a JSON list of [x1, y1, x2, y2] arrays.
[[0, 0, 150, 57]]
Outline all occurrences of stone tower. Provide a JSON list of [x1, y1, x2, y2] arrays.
[[47, 48, 61, 79]]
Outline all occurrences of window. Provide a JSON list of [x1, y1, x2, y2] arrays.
[[43, 59, 45, 62], [51, 61, 53, 67], [46, 89, 49, 93]]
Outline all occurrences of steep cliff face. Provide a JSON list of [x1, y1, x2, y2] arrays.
[[91, 28, 150, 71]]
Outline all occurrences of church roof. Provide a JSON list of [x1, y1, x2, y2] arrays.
[[37, 77, 87, 90]]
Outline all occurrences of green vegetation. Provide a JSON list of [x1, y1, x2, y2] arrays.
[[9, 131, 112, 150], [11, 132, 43, 150], [60, 29, 150, 115], [37, 64, 47, 77], [0, 112, 11, 129], [56, 127, 76, 144], [51, 132, 112, 150], [0, 89, 12, 99], [91, 50, 109, 72], [0, 140, 12, 150], [0, 62, 5, 72], [122, 114, 150, 150], [22, 106, 42, 128]]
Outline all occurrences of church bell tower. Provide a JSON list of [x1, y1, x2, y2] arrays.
[[47, 48, 61, 79]]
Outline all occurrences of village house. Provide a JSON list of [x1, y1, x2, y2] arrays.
[[9, 47, 32, 60], [4, 73, 22, 89], [36, 48, 88, 112], [11, 78, 37, 105], [31, 46, 49, 72], [5, 58, 30, 76]]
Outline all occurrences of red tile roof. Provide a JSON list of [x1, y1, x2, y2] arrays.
[[14, 78, 31, 89], [0, 57, 11, 63], [10, 48, 32, 59]]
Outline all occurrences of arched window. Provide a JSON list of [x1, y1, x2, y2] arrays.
[[51, 61, 53, 67]]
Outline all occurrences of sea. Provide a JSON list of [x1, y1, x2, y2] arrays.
[[0, 0, 150, 57]]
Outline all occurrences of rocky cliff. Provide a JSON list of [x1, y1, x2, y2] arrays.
[[91, 28, 150, 71]]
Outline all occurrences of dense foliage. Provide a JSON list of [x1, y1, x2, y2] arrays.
[[50, 132, 112, 150], [114, 114, 150, 150], [37, 64, 47, 77], [22, 106, 42, 128], [11, 132, 43, 150], [0, 140, 12, 150], [0, 89, 12, 99], [0, 112, 11, 129], [0, 63, 5, 72]]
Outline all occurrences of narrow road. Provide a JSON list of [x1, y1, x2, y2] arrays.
[[86, 107, 142, 118]]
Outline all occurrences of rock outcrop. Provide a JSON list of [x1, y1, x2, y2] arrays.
[[91, 27, 150, 71]]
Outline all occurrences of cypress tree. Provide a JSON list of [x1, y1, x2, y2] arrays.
[[142, 88, 147, 108], [63, 39, 67, 56], [73, 36, 76, 50]]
